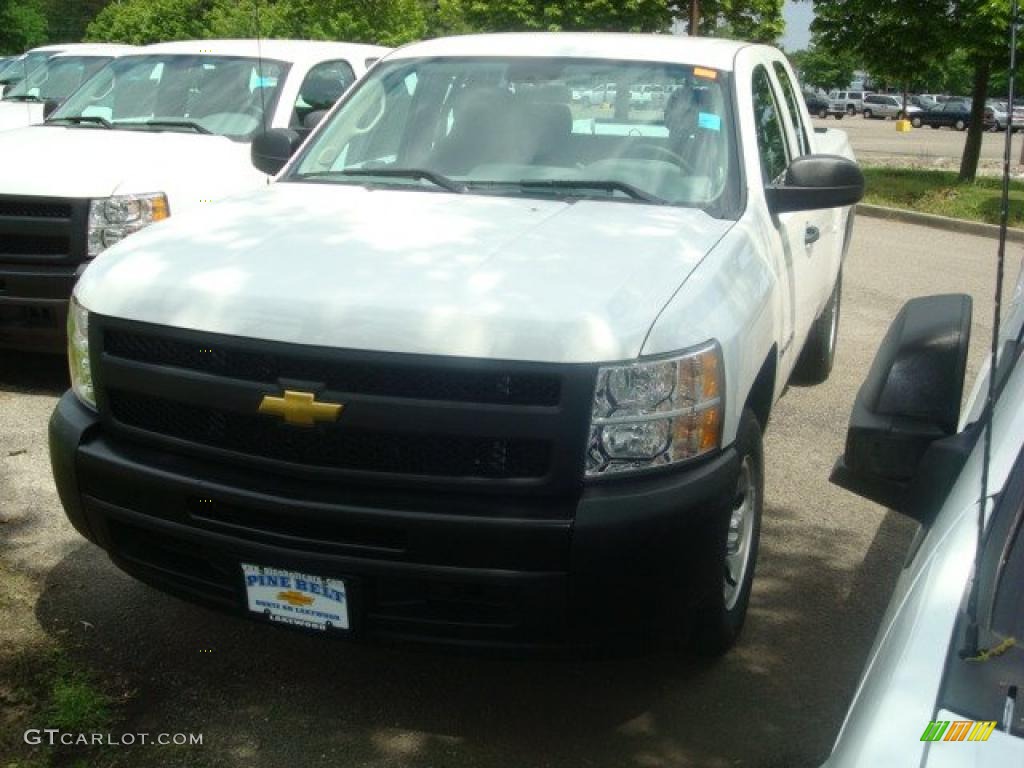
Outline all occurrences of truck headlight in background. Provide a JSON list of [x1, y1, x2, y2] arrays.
[[87, 192, 169, 256], [586, 342, 723, 476], [67, 296, 95, 409]]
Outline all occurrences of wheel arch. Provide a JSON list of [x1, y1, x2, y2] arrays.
[[743, 345, 777, 432]]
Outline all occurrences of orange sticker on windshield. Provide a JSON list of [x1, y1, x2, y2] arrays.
[[693, 67, 718, 80]]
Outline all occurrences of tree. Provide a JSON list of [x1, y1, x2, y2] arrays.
[[438, 0, 675, 33], [0, 0, 48, 54], [85, 0, 211, 44], [694, 0, 784, 43], [790, 41, 857, 91]]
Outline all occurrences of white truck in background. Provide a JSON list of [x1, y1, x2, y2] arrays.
[[0, 38, 389, 352]]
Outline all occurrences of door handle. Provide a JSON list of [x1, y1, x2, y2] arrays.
[[804, 225, 820, 246]]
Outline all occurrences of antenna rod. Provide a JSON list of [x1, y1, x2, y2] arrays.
[[961, 0, 1016, 658]]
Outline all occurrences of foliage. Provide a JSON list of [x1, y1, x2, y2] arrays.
[[861, 167, 1024, 228], [207, 0, 427, 46], [695, 0, 784, 43], [438, 0, 675, 33], [0, 0, 48, 54], [85, 0, 211, 44], [789, 41, 857, 91]]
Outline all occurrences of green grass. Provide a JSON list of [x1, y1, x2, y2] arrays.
[[46, 658, 113, 732], [861, 167, 1024, 227]]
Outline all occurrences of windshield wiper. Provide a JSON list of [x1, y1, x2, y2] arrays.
[[47, 115, 113, 129], [516, 179, 666, 204], [139, 119, 213, 135], [305, 168, 466, 194]]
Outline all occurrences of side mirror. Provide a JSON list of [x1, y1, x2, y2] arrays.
[[42, 98, 61, 120], [302, 109, 328, 131], [251, 128, 303, 176], [830, 294, 973, 522], [766, 154, 865, 214]]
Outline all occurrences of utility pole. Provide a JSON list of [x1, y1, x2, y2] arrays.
[[689, 0, 701, 36]]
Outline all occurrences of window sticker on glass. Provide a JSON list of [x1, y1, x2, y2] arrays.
[[698, 112, 722, 131]]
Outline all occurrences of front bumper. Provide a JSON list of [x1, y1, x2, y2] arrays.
[[0, 264, 78, 352], [50, 392, 738, 650]]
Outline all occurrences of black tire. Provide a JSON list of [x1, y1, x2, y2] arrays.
[[687, 409, 764, 657], [834, 113, 844, 120], [955, 119, 966, 131], [930, 124, 940, 129], [989, 121, 1000, 133], [863, 109, 872, 119], [818, 108, 828, 118], [911, 116, 922, 128], [846, 104, 855, 116], [792, 270, 842, 386]]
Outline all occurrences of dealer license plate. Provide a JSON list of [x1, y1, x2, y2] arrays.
[[241, 563, 349, 632]]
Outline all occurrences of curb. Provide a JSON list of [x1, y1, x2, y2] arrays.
[[856, 203, 1024, 243]]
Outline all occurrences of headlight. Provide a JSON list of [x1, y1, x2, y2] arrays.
[[88, 192, 169, 256], [68, 296, 95, 409], [586, 342, 723, 476]]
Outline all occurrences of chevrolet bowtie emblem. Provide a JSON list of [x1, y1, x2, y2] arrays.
[[258, 390, 343, 426]]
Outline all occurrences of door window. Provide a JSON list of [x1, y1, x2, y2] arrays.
[[772, 61, 810, 155], [752, 65, 789, 183]]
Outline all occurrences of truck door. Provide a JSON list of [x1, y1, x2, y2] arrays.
[[751, 64, 820, 371]]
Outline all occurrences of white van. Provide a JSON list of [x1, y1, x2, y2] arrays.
[[0, 44, 137, 131], [0, 39, 389, 352], [0, 44, 70, 98]]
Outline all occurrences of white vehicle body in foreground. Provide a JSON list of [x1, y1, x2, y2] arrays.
[[0, 44, 137, 132], [825, 264, 1024, 765], [52, 34, 863, 652], [0, 38, 388, 352]]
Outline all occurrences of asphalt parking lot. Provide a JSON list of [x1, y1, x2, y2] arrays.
[[811, 112, 1024, 171], [0, 215, 1015, 768]]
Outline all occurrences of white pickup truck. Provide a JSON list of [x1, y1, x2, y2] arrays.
[[50, 33, 862, 654], [0, 38, 388, 352], [0, 44, 137, 132]]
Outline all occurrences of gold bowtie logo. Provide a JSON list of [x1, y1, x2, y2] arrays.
[[258, 390, 343, 427]]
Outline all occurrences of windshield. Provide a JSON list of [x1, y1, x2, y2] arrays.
[[50, 54, 290, 140], [287, 57, 739, 213], [3, 55, 113, 102], [0, 51, 54, 84]]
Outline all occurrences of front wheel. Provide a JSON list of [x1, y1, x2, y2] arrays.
[[687, 409, 764, 657], [846, 105, 856, 116], [912, 116, 922, 128], [792, 269, 842, 386], [863, 109, 873, 119], [818, 108, 828, 119], [955, 119, 966, 131]]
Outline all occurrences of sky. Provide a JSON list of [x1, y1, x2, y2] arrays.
[[781, 0, 814, 51]]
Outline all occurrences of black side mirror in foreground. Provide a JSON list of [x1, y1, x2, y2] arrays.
[[831, 294, 974, 523], [251, 128, 303, 176], [42, 98, 61, 120], [766, 154, 865, 214]]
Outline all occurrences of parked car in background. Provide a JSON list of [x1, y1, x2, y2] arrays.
[[985, 100, 1011, 131], [861, 93, 919, 120], [829, 89, 871, 116], [913, 99, 973, 130], [576, 81, 618, 106], [0, 38, 389, 352], [803, 90, 830, 118], [0, 45, 136, 132], [50, 33, 864, 656], [0, 44, 69, 97], [630, 83, 668, 108], [911, 94, 939, 111], [824, 263, 1024, 766]]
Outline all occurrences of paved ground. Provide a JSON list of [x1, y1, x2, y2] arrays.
[[0, 218, 1017, 767], [811, 113, 1024, 173]]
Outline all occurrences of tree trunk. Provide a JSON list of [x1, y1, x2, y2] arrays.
[[959, 58, 991, 183], [689, 0, 700, 36]]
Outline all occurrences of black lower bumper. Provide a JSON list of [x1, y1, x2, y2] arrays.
[[50, 393, 738, 650], [0, 264, 78, 352]]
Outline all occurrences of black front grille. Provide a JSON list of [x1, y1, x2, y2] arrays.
[[0, 194, 85, 262], [105, 329, 561, 406], [108, 389, 551, 479], [0, 199, 73, 218], [1, 234, 68, 256]]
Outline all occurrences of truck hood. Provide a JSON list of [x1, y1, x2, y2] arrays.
[[0, 125, 264, 209], [0, 100, 43, 131], [76, 182, 735, 364]]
